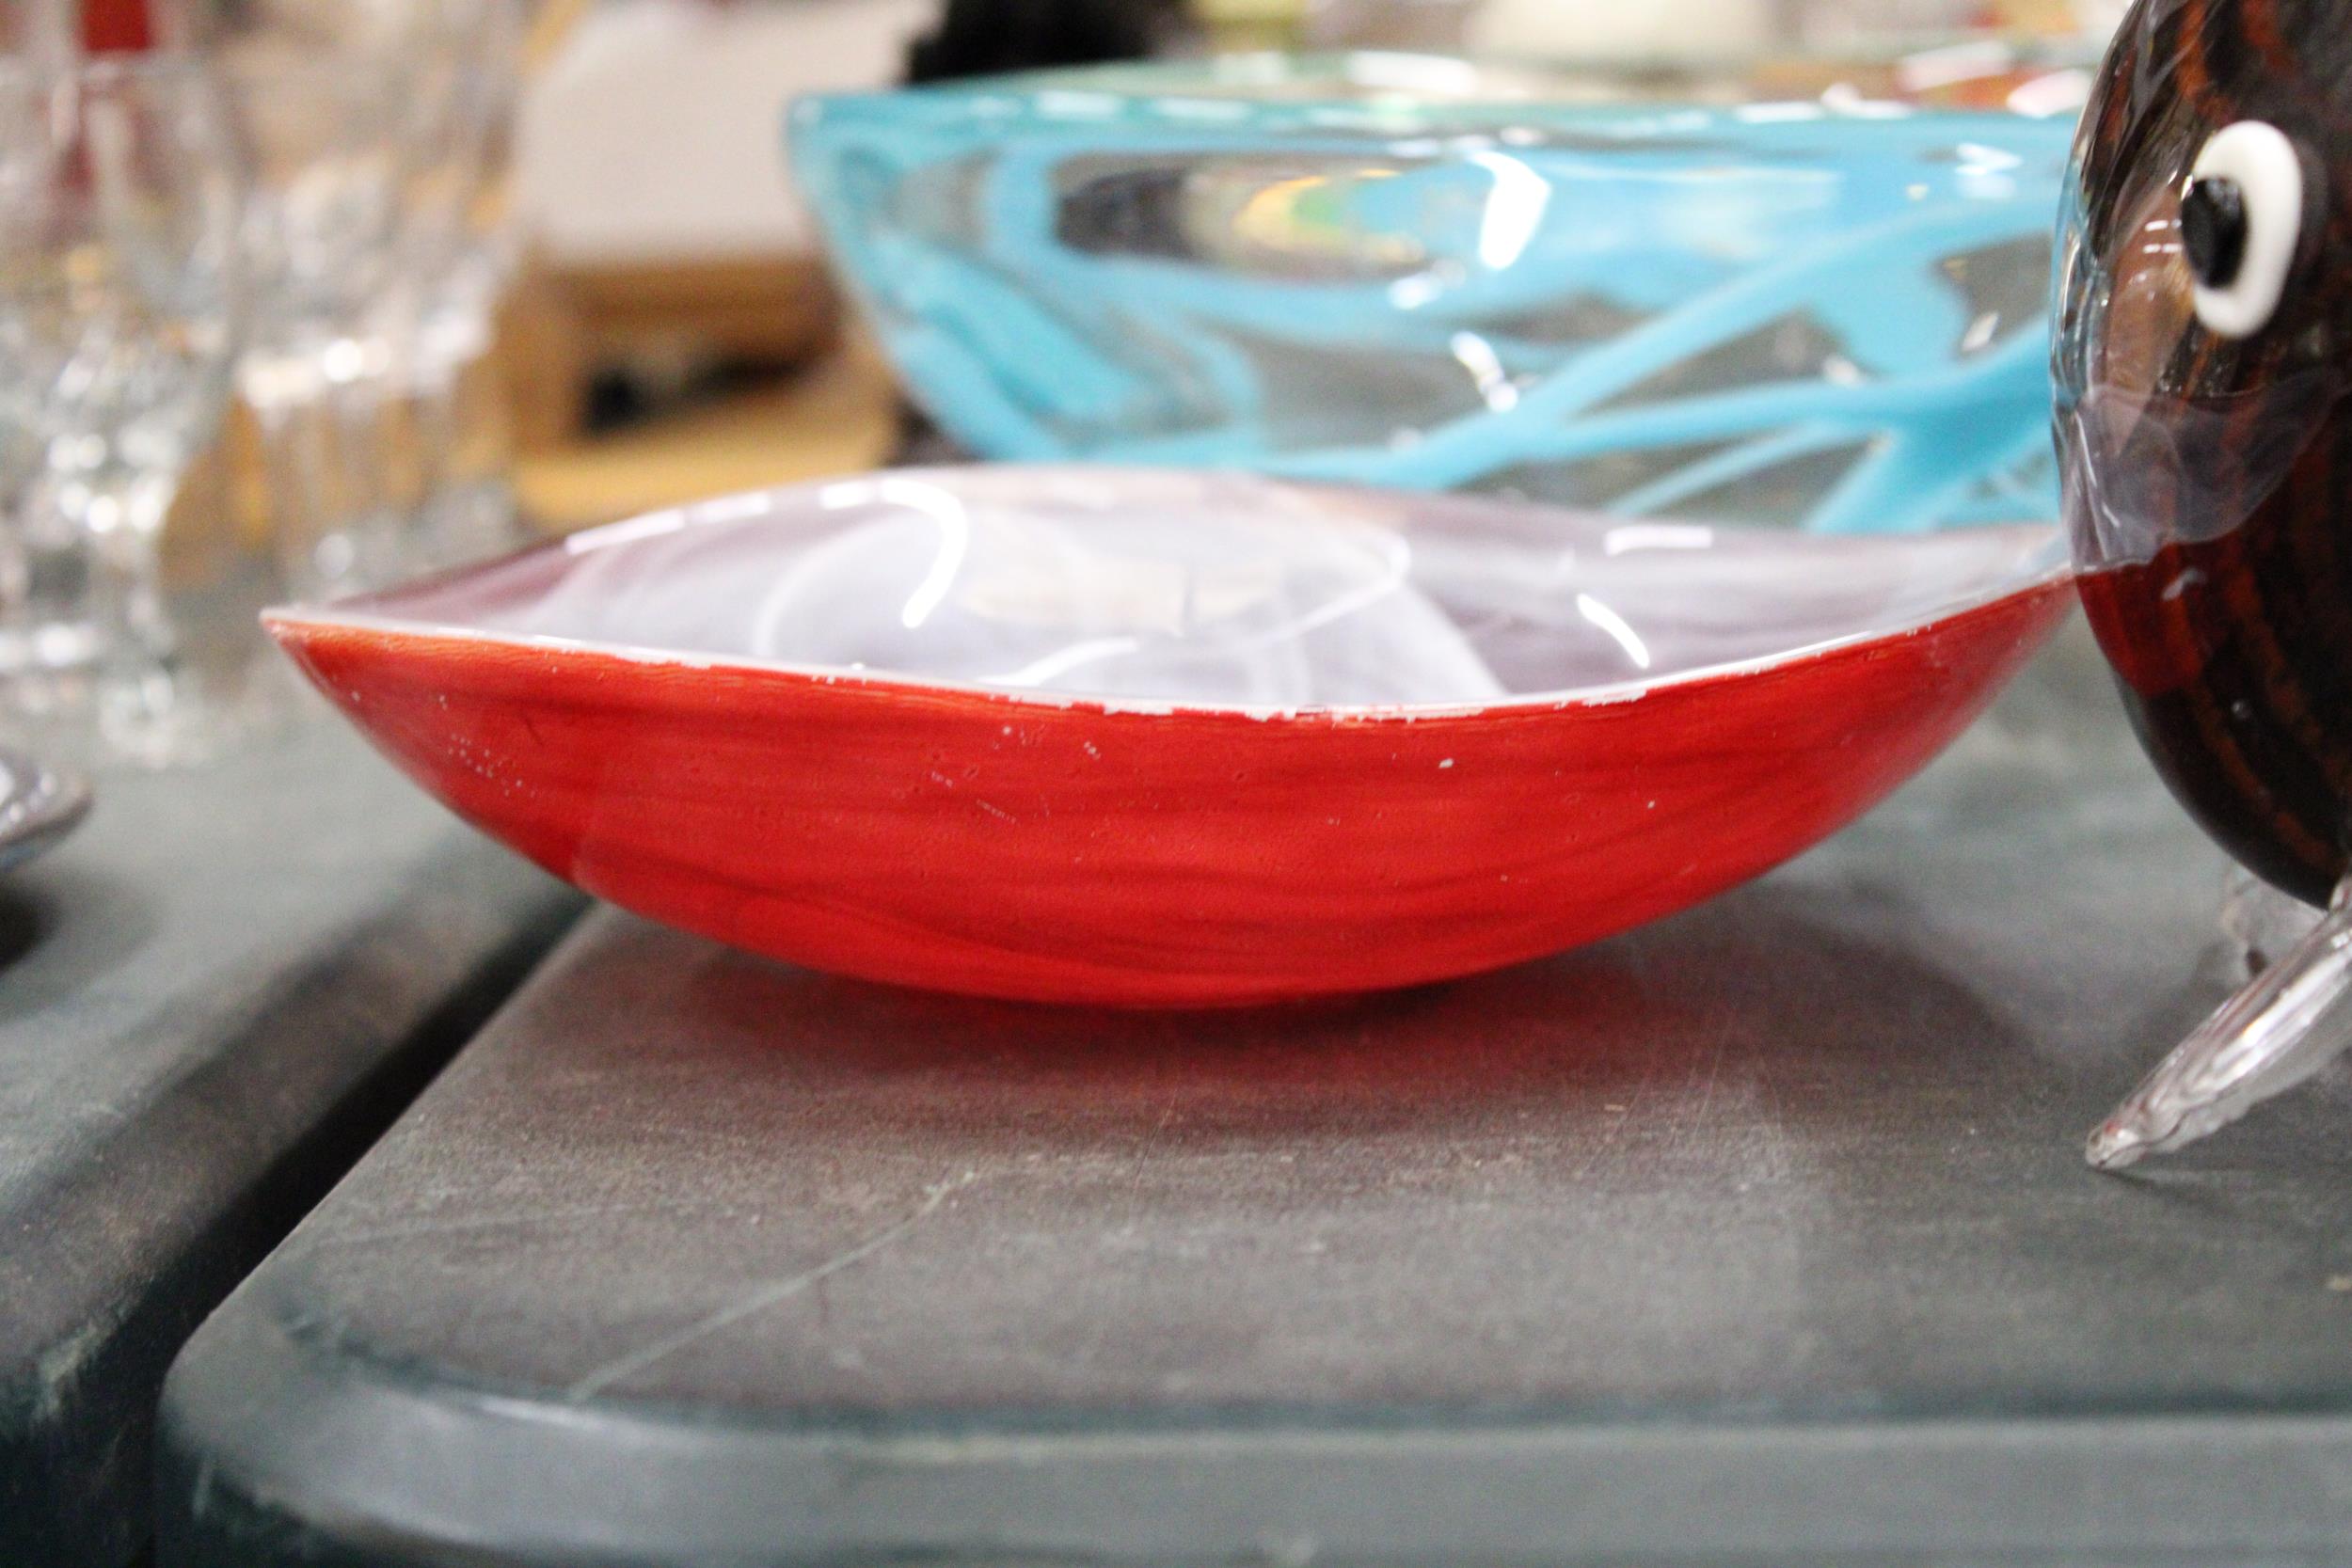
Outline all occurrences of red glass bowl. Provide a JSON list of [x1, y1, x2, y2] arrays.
[[270, 467, 2072, 1006]]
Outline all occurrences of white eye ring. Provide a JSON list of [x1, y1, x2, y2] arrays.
[[2187, 120, 2305, 339]]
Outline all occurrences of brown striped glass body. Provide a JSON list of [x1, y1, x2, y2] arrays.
[[2055, 0, 2352, 906]]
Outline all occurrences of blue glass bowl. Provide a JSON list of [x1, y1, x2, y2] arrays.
[[791, 53, 2078, 532]]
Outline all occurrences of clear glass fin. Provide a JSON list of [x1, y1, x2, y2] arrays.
[[2089, 875, 2352, 1169]]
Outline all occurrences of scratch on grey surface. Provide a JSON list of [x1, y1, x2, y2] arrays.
[[280, 1198, 759, 1258], [1562, 1050, 1647, 1189], [1656, 1014, 1736, 1169], [563, 1169, 978, 1402]]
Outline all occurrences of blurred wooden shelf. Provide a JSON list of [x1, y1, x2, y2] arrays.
[[515, 340, 901, 534], [176, 277, 891, 561], [506, 252, 846, 453]]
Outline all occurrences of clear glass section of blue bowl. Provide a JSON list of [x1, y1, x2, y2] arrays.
[[790, 52, 2079, 532]]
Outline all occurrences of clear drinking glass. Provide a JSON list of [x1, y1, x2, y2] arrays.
[[382, 0, 527, 573], [0, 55, 246, 763], [0, 420, 40, 658], [1, 0, 80, 62], [199, 0, 523, 599], [215, 43, 426, 600]]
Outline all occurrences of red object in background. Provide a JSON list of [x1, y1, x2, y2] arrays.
[[82, 0, 155, 51], [266, 562, 2072, 1008]]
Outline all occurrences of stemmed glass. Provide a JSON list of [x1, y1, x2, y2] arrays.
[[0, 54, 246, 764], [379, 0, 527, 572], [215, 43, 420, 599], [147, 0, 535, 603], [204, 0, 527, 599]]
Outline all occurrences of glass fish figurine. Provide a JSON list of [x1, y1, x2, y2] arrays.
[[2054, 0, 2352, 1165]]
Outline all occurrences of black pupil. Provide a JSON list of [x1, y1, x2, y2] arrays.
[[2182, 175, 2249, 288]]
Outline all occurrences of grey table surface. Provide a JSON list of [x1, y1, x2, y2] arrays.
[[0, 719, 584, 1568], [156, 623, 2352, 1568]]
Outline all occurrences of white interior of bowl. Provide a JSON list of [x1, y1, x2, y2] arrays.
[[285, 467, 2066, 715]]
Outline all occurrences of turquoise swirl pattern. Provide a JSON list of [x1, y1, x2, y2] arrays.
[[792, 55, 2077, 532]]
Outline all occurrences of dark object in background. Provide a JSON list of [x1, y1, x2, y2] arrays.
[[892, 404, 970, 466], [907, 0, 1184, 83], [899, 0, 1184, 441]]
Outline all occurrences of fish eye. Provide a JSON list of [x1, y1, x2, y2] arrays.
[[2184, 121, 2306, 339]]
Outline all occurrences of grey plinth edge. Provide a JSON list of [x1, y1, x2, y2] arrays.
[[0, 724, 583, 1567]]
